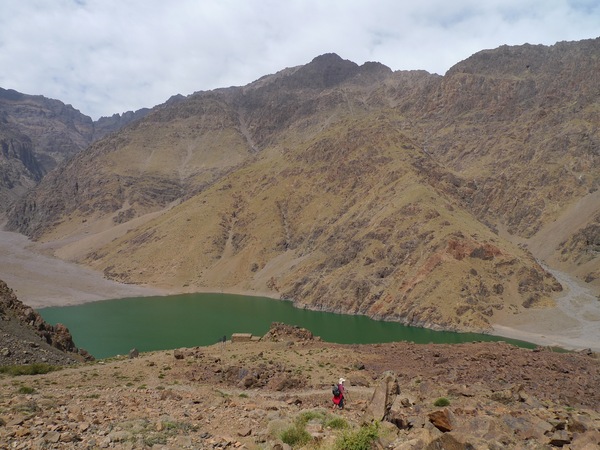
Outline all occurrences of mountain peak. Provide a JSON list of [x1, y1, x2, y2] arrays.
[[309, 52, 346, 64], [283, 53, 359, 89]]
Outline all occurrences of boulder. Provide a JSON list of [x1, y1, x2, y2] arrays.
[[547, 430, 572, 447], [569, 430, 600, 449], [363, 371, 398, 423], [424, 432, 489, 450], [428, 409, 454, 432], [388, 394, 418, 429]]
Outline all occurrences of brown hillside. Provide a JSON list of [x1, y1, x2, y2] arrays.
[[5, 40, 599, 334]]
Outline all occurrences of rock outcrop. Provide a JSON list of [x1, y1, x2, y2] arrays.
[[362, 368, 600, 450], [0, 279, 91, 365]]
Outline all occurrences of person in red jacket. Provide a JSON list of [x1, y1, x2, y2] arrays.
[[332, 377, 346, 410]]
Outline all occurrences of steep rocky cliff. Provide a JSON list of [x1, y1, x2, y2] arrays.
[[0, 279, 91, 365], [0, 126, 44, 207], [5, 39, 599, 333], [0, 87, 94, 172], [92, 108, 151, 141], [0, 87, 150, 212]]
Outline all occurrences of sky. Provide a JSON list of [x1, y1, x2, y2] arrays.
[[0, 0, 598, 120]]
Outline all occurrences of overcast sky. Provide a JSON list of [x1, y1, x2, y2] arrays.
[[1, 0, 598, 120]]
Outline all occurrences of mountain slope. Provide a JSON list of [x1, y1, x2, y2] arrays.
[[81, 114, 559, 332], [6, 41, 599, 333], [0, 88, 150, 212]]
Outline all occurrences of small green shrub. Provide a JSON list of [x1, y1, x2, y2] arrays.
[[17, 386, 35, 394], [215, 390, 230, 398], [325, 416, 349, 429], [15, 400, 40, 414], [280, 424, 311, 447], [434, 397, 450, 407], [144, 434, 167, 446], [335, 422, 379, 450], [0, 363, 60, 376], [238, 393, 249, 398], [297, 410, 326, 426]]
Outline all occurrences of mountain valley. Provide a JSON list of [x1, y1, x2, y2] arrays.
[[1, 37, 600, 450], [3, 39, 598, 339]]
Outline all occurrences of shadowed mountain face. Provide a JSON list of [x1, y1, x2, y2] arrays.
[[0, 88, 149, 211], [6, 40, 600, 332]]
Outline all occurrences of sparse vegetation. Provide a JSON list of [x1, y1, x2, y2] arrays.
[[280, 423, 312, 447], [434, 397, 450, 407], [325, 416, 349, 429], [275, 410, 351, 448], [17, 385, 35, 394], [14, 400, 40, 415], [0, 363, 60, 376], [334, 422, 379, 450], [297, 410, 326, 426]]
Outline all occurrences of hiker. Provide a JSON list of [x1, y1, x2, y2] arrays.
[[332, 377, 346, 410]]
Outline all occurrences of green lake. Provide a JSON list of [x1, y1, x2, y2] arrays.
[[38, 293, 535, 358]]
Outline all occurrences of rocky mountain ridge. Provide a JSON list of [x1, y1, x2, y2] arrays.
[[0, 87, 150, 211], [5, 38, 600, 335]]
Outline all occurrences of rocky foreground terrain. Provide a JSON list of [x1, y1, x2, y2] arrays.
[[1, 323, 598, 450]]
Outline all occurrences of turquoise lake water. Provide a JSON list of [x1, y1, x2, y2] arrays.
[[38, 293, 535, 358]]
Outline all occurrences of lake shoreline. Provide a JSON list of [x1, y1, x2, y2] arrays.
[[1, 229, 599, 352]]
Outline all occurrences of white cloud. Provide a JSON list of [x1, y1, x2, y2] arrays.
[[0, 0, 597, 119]]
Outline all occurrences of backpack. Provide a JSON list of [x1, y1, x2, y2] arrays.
[[332, 384, 341, 397]]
